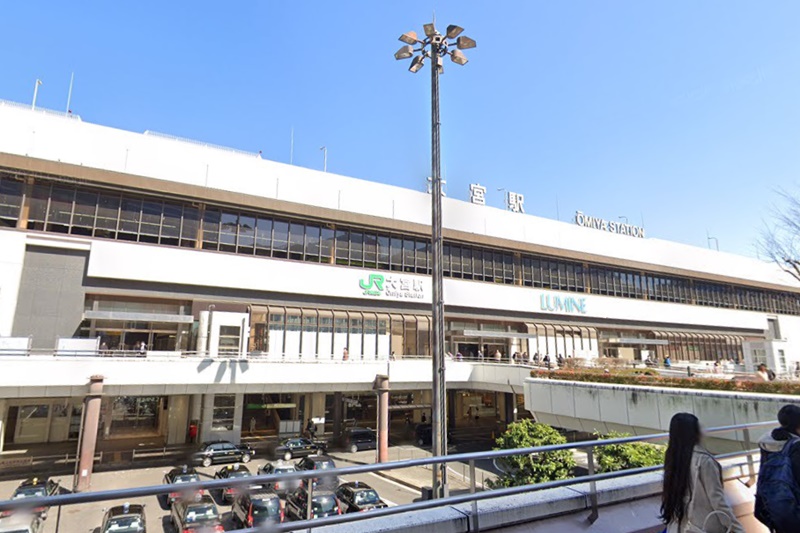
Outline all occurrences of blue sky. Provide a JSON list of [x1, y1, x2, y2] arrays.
[[1, 2, 799, 257]]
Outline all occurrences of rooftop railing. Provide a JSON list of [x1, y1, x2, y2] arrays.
[[0, 420, 775, 532]]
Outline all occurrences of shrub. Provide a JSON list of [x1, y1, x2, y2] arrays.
[[529, 368, 800, 396], [594, 431, 665, 473], [488, 420, 576, 488]]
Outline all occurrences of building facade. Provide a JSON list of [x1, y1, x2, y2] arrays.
[[0, 101, 799, 450]]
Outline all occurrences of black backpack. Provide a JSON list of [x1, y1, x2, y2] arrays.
[[755, 437, 800, 530]]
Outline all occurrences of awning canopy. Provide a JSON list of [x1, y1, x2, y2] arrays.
[[83, 311, 194, 324], [604, 337, 669, 346], [449, 329, 538, 340]]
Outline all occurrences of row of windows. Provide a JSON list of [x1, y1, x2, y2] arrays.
[[2, 170, 800, 316]]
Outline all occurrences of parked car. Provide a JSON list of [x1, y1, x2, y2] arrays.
[[257, 461, 302, 496], [334, 481, 387, 513], [213, 464, 256, 504], [342, 428, 377, 453], [100, 503, 146, 533], [271, 437, 325, 461], [4, 478, 59, 519], [414, 424, 454, 447], [284, 487, 341, 521], [230, 489, 283, 527], [295, 455, 339, 490], [162, 466, 203, 505], [0, 515, 44, 533], [170, 495, 223, 533], [191, 441, 254, 468]]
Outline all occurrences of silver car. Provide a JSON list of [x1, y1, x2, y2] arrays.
[[258, 461, 302, 496]]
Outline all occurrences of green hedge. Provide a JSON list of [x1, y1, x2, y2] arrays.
[[530, 368, 800, 395]]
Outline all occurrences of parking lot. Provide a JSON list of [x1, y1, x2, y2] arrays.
[[0, 456, 419, 533]]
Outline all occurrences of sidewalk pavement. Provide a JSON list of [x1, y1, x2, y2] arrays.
[[328, 445, 497, 493]]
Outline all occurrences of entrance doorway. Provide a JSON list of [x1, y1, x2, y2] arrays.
[[456, 343, 480, 359]]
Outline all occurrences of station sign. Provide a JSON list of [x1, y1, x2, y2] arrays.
[[575, 211, 645, 238], [358, 273, 426, 301]]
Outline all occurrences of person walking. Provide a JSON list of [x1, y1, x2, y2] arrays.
[[756, 364, 772, 382], [661, 412, 744, 533], [755, 404, 800, 532]]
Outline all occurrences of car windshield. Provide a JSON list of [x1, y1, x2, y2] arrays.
[[174, 475, 200, 484], [184, 504, 218, 523], [314, 461, 334, 470], [106, 517, 143, 533], [227, 471, 249, 479], [313, 496, 337, 513], [252, 500, 280, 517], [13, 487, 46, 498], [354, 489, 380, 505], [274, 467, 295, 474], [4, 529, 31, 533]]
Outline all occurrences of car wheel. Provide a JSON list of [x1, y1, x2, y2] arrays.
[[284, 451, 292, 461], [349, 444, 358, 454], [241, 453, 251, 463], [202, 456, 212, 467]]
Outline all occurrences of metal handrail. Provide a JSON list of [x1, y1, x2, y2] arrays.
[[0, 420, 774, 519]]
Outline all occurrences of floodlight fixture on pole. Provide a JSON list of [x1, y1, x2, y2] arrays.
[[395, 45, 414, 60], [393, 21, 475, 501]]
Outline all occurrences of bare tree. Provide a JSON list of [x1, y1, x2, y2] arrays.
[[760, 189, 800, 282]]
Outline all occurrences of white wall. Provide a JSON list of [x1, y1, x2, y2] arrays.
[[0, 231, 26, 336], [85, 238, 774, 334], [525, 378, 795, 449], [0, 103, 796, 290]]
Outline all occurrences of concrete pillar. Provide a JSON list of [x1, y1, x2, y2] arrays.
[[75, 375, 104, 492], [332, 392, 343, 438], [373, 374, 390, 463], [308, 393, 326, 435], [0, 399, 6, 453], [504, 393, 516, 424], [197, 311, 210, 356]]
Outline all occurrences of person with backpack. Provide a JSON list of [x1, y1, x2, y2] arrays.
[[755, 404, 800, 532], [661, 413, 744, 532]]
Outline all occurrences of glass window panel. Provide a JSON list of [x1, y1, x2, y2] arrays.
[[202, 209, 221, 247], [390, 236, 403, 270], [219, 212, 238, 251], [289, 222, 305, 256], [140, 200, 162, 235], [95, 194, 120, 231], [120, 197, 142, 233], [320, 227, 334, 260], [335, 229, 349, 263], [48, 186, 74, 226], [306, 224, 321, 257], [350, 231, 364, 263], [403, 239, 415, 271], [0, 175, 23, 224], [161, 203, 182, 239], [238, 215, 256, 251], [364, 233, 377, 265], [270, 220, 288, 252], [255, 217, 273, 254], [181, 206, 199, 246], [71, 190, 97, 230], [27, 183, 50, 226]]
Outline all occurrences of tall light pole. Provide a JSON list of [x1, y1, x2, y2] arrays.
[[320, 146, 328, 172], [394, 22, 476, 499], [31, 79, 42, 110]]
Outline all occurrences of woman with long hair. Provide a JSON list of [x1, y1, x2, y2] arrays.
[[661, 413, 744, 532]]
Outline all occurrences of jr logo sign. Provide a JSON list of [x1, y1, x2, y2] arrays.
[[359, 274, 385, 296]]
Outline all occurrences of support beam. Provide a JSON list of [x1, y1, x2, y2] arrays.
[[373, 374, 390, 463], [75, 375, 104, 492]]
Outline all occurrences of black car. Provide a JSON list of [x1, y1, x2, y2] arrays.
[[231, 490, 283, 527], [213, 464, 256, 504], [284, 487, 341, 521], [192, 441, 254, 468], [163, 466, 203, 505], [100, 503, 146, 533], [257, 462, 302, 496], [334, 482, 388, 513], [5, 478, 59, 519], [342, 428, 377, 453], [295, 455, 339, 490], [170, 495, 223, 533], [272, 437, 325, 461], [414, 424, 454, 447]]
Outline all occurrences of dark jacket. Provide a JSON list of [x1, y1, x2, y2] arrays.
[[758, 427, 800, 483]]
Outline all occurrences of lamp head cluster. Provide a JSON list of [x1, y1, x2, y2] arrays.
[[394, 23, 476, 73]]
